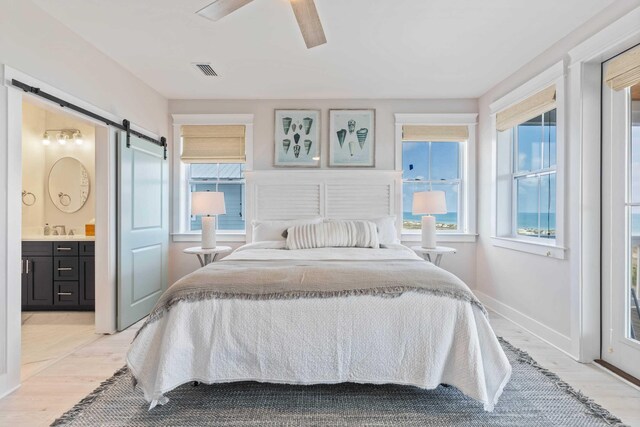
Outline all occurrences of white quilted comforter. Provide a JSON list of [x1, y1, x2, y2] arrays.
[[127, 243, 511, 410]]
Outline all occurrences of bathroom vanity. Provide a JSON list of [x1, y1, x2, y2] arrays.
[[21, 239, 95, 311]]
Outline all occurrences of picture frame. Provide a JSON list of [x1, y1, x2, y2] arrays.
[[274, 109, 320, 167], [329, 109, 375, 167]]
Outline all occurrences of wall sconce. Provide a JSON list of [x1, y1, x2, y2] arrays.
[[42, 129, 83, 146]]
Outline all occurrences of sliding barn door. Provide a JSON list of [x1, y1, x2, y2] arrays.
[[117, 131, 168, 330]]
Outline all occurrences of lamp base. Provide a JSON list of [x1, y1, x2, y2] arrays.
[[201, 216, 217, 249], [421, 215, 437, 249]]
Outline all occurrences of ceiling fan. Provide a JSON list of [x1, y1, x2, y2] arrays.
[[196, 0, 326, 49]]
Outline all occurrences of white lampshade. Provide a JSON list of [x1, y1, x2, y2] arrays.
[[412, 191, 447, 215], [191, 191, 226, 216]]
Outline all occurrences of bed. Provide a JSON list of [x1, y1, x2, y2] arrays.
[[127, 232, 511, 412]]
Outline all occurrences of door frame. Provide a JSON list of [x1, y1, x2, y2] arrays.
[[0, 65, 158, 398], [566, 7, 640, 362], [600, 61, 640, 379]]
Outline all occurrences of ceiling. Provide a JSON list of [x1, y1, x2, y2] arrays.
[[32, 0, 615, 99]]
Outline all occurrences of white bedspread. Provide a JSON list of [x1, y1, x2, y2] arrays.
[[127, 243, 511, 411]]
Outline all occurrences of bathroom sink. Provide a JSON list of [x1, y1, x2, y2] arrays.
[[21, 235, 95, 241]]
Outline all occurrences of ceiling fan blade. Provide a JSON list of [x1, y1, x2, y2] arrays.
[[290, 0, 327, 49], [196, 0, 256, 21]]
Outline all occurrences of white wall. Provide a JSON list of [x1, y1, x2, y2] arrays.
[[0, 0, 169, 398], [21, 101, 46, 230], [475, 1, 640, 356], [167, 98, 478, 285]]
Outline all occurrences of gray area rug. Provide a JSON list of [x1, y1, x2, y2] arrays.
[[51, 338, 627, 426]]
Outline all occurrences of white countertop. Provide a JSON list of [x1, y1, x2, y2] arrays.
[[22, 235, 95, 241]]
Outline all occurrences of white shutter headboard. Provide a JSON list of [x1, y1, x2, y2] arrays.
[[245, 170, 402, 241], [256, 184, 321, 220], [325, 184, 391, 219]]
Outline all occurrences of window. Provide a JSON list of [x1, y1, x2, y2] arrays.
[[402, 141, 462, 232], [394, 114, 477, 241], [188, 163, 245, 232], [503, 110, 557, 239], [491, 64, 564, 257], [171, 114, 254, 241]]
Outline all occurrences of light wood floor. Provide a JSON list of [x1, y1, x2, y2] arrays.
[[21, 312, 99, 381], [0, 311, 639, 426]]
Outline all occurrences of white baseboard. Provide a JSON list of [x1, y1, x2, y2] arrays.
[[474, 290, 576, 360], [0, 383, 20, 400]]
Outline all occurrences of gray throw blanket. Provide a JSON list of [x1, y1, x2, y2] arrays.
[[135, 259, 486, 339]]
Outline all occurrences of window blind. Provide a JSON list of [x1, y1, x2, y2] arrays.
[[402, 125, 469, 142], [180, 125, 246, 163], [605, 45, 640, 91], [496, 85, 556, 132]]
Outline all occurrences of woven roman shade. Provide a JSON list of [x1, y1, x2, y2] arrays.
[[180, 125, 246, 163], [402, 125, 469, 142], [496, 85, 556, 132], [605, 45, 640, 91]]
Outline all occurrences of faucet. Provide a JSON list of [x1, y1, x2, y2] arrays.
[[53, 225, 66, 236]]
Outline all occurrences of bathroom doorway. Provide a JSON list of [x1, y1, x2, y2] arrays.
[[20, 98, 99, 381]]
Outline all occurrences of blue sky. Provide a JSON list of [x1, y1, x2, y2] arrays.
[[514, 117, 556, 214], [402, 142, 459, 214]]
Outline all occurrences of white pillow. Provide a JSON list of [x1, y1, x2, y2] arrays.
[[325, 216, 399, 245], [252, 217, 323, 242], [286, 220, 379, 250]]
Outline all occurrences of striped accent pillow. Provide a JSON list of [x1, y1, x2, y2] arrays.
[[285, 220, 380, 250]]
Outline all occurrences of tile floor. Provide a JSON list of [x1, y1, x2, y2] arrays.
[[0, 311, 638, 426]]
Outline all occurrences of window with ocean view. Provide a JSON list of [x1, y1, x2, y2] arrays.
[[402, 141, 462, 231], [513, 110, 556, 239], [491, 71, 564, 258], [497, 109, 557, 240], [188, 163, 245, 232]]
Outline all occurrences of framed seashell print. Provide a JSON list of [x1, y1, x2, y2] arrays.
[[274, 109, 320, 167], [329, 109, 375, 167]]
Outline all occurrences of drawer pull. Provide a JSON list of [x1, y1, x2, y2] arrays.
[[57, 267, 73, 271], [57, 292, 73, 296], [57, 247, 72, 251]]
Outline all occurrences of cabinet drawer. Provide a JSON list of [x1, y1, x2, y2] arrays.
[[53, 242, 78, 256], [54, 257, 79, 281], [54, 281, 79, 306], [79, 242, 95, 256], [22, 241, 53, 256]]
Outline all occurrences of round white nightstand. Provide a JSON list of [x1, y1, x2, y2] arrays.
[[183, 246, 232, 267], [411, 246, 456, 266]]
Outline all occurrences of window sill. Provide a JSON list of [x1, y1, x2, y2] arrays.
[[172, 232, 247, 243], [491, 236, 566, 259], [401, 232, 477, 243]]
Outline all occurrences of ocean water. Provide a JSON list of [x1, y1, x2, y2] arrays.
[[403, 212, 458, 225], [404, 212, 640, 235], [403, 212, 555, 230]]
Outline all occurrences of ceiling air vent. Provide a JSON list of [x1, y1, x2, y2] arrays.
[[193, 63, 218, 76]]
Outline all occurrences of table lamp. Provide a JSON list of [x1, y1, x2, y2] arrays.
[[191, 191, 226, 249], [412, 191, 447, 249]]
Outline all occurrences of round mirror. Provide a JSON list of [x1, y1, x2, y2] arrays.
[[48, 157, 90, 213]]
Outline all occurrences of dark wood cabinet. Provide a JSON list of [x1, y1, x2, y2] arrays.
[[22, 241, 94, 311], [23, 256, 54, 307], [79, 256, 95, 306]]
